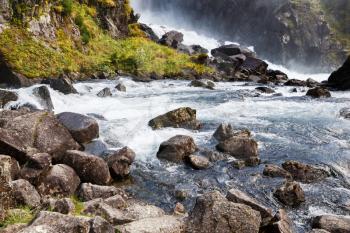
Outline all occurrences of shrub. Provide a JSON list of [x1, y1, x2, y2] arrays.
[[62, 0, 73, 16]]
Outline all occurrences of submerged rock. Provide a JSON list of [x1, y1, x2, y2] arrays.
[[328, 56, 350, 90], [32, 85, 54, 111], [56, 112, 99, 144], [59, 150, 111, 185], [306, 87, 331, 98], [149, 107, 201, 130], [10, 179, 41, 208], [274, 181, 305, 207], [282, 160, 330, 183], [37, 164, 81, 197], [312, 215, 350, 233], [189, 80, 215, 90], [157, 135, 197, 163], [0, 89, 18, 108], [106, 147, 136, 178], [97, 87, 112, 97], [115, 83, 126, 92], [256, 86, 275, 94], [186, 191, 261, 233]]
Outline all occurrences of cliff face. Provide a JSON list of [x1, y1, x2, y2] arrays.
[[135, 0, 349, 71]]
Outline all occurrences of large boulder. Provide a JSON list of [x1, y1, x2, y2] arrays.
[[106, 147, 136, 178], [157, 135, 197, 163], [211, 44, 255, 60], [186, 191, 261, 233], [226, 188, 273, 225], [306, 87, 331, 98], [149, 107, 201, 130], [41, 76, 78, 95], [10, 179, 41, 208], [32, 85, 54, 111], [59, 150, 111, 185], [56, 112, 99, 144], [261, 209, 296, 233], [0, 155, 20, 180], [0, 111, 80, 163], [239, 57, 268, 75], [77, 183, 125, 201], [0, 89, 18, 108], [158, 31, 184, 49], [312, 215, 350, 233], [274, 181, 305, 207], [19, 153, 52, 186], [282, 161, 330, 183], [328, 56, 350, 90], [37, 164, 81, 197]]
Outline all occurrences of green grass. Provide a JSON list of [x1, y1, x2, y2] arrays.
[[0, 207, 34, 229], [71, 196, 85, 216], [0, 1, 212, 79]]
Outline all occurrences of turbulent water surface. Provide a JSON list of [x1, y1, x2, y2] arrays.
[[4, 1, 350, 232]]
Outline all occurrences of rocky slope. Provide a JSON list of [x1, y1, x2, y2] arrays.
[[135, 0, 349, 72]]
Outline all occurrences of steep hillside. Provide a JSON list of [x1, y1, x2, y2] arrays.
[[0, 0, 210, 84]]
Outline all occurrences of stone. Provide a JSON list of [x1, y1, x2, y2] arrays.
[[274, 181, 305, 207], [306, 78, 320, 88], [0, 155, 20, 180], [115, 83, 126, 92], [53, 198, 75, 214], [306, 87, 331, 98], [239, 57, 268, 75], [37, 164, 81, 197], [309, 230, 330, 233], [213, 123, 235, 141], [56, 112, 99, 144], [187, 154, 211, 170], [263, 164, 292, 179], [226, 188, 273, 225], [0, 89, 18, 108], [328, 56, 350, 90], [106, 147, 136, 178], [84, 140, 108, 156], [97, 87, 112, 97], [284, 79, 307, 87], [174, 203, 186, 215], [189, 80, 214, 90], [312, 215, 350, 233], [186, 191, 261, 233], [158, 31, 184, 49], [10, 179, 41, 208], [0, 63, 36, 88], [119, 215, 185, 233], [59, 150, 111, 185], [77, 183, 125, 201], [26, 153, 52, 170], [149, 107, 201, 130], [282, 161, 330, 183], [89, 216, 115, 233], [124, 202, 165, 220], [216, 136, 258, 161], [139, 23, 159, 42], [157, 135, 197, 163], [340, 107, 350, 119], [41, 76, 78, 95], [32, 85, 54, 111], [261, 209, 296, 233], [231, 160, 246, 169], [256, 86, 275, 94], [104, 195, 127, 209]]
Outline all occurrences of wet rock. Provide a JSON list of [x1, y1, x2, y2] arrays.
[[37, 164, 81, 197], [53, 198, 75, 214], [216, 136, 258, 162], [187, 154, 211, 170], [149, 107, 201, 130], [41, 76, 78, 95], [59, 150, 111, 185], [56, 112, 99, 144], [328, 56, 350, 90], [115, 83, 126, 92], [261, 209, 296, 233], [0, 89, 18, 108], [213, 123, 235, 141], [211, 44, 255, 59], [119, 215, 185, 233], [0, 111, 80, 163], [312, 215, 350, 233], [274, 181, 305, 207], [19, 211, 114, 233], [256, 86, 275, 94], [306, 87, 331, 98], [284, 79, 307, 87], [282, 160, 330, 183], [340, 107, 350, 119], [84, 140, 108, 156], [10, 179, 41, 208], [32, 85, 54, 111], [306, 78, 320, 88], [97, 87, 112, 97], [239, 57, 268, 75], [190, 45, 209, 55], [106, 147, 136, 178], [186, 191, 261, 233], [157, 135, 197, 163], [77, 183, 125, 201], [189, 80, 214, 90], [263, 164, 292, 179], [139, 23, 159, 42], [309, 229, 331, 233], [159, 31, 184, 49], [226, 188, 273, 225]]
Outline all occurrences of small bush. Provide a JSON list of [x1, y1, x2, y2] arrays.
[[0, 207, 34, 229], [62, 0, 73, 16]]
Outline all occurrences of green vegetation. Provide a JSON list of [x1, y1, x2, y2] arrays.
[[71, 196, 85, 216], [0, 0, 212, 79], [0, 207, 35, 229]]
